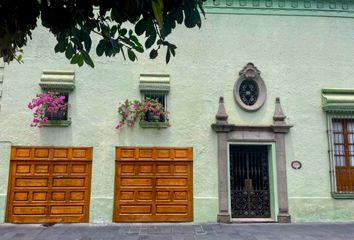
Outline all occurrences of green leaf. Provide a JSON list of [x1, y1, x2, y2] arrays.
[[54, 40, 67, 53], [65, 44, 74, 59], [134, 45, 144, 53], [112, 40, 121, 54], [127, 49, 136, 61], [81, 50, 95, 68], [169, 44, 176, 57], [72, 28, 81, 40], [145, 19, 155, 38], [100, 24, 110, 37], [111, 7, 123, 22], [111, 25, 117, 37], [104, 40, 113, 56], [149, 49, 158, 59], [130, 35, 141, 46], [78, 55, 84, 67], [145, 32, 156, 49], [184, 8, 196, 28], [119, 28, 127, 36], [175, 8, 183, 24], [135, 18, 147, 36], [17, 54, 23, 62], [70, 54, 80, 64], [83, 34, 92, 52], [166, 49, 171, 63], [151, 0, 164, 29], [96, 39, 105, 57]]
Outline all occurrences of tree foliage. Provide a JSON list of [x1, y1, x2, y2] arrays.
[[0, 0, 205, 67]]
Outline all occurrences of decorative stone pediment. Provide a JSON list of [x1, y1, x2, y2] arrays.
[[39, 70, 75, 92], [234, 63, 267, 112]]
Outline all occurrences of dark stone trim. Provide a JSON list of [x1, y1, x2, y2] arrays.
[[211, 97, 292, 223], [139, 121, 169, 128], [331, 192, 354, 199], [41, 119, 71, 127]]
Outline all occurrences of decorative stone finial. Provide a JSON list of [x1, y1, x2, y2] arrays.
[[273, 97, 286, 124], [216, 97, 228, 124]]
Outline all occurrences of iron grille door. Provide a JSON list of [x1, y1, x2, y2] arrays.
[[230, 145, 270, 218]]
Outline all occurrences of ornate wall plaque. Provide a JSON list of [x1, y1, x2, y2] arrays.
[[291, 161, 302, 170], [234, 63, 267, 111]]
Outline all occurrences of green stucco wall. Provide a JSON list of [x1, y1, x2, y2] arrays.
[[1, 9, 354, 223]]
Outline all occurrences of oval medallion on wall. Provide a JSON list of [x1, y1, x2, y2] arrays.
[[234, 63, 267, 111]]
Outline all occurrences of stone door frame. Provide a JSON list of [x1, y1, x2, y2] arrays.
[[211, 97, 292, 223]]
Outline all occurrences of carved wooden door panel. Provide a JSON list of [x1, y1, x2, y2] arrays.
[[114, 147, 193, 222], [6, 147, 92, 223]]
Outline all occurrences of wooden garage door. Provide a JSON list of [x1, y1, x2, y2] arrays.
[[114, 147, 193, 222], [6, 146, 92, 223]]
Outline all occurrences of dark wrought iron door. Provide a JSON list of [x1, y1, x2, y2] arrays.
[[230, 145, 270, 218]]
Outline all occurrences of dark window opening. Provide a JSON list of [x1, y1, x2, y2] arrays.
[[143, 92, 167, 122], [239, 79, 259, 106]]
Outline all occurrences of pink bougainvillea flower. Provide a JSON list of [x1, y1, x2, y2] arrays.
[[28, 92, 67, 128]]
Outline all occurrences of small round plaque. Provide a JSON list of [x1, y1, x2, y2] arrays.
[[291, 161, 302, 170]]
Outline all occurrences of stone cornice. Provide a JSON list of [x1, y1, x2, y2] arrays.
[[39, 70, 75, 92], [204, 0, 354, 18], [322, 88, 354, 112], [211, 123, 292, 133]]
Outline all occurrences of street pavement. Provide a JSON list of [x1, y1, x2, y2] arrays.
[[0, 223, 353, 240]]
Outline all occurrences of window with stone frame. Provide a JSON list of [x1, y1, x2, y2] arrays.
[[328, 116, 354, 194], [139, 74, 170, 128], [322, 88, 354, 198], [39, 71, 75, 127]]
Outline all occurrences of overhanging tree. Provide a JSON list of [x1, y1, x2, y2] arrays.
[[0, 0, 205, 67]]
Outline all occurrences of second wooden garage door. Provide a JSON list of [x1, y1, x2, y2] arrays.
[[6, 146, 92, 223], [114, 147, 193, 222]]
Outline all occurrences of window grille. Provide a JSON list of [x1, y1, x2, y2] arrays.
[[327, 113, 354, 193], [142, 91, 167, 122]]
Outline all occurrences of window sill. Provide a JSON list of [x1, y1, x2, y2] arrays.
[[331, 192, 354, 199], [41, 119, 71, 127], [139, 121, 169, 129]]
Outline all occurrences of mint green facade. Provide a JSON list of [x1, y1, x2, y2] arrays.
[[1, 1, 354, 223]]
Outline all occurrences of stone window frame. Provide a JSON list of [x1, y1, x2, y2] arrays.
[[139, 74, 170, 129], [234, 63, 267, 112], [211, 97, 292, 223], [39, 70, 75, 127], [322, 88, 354, 198]]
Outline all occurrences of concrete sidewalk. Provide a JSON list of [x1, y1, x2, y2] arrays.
[[0, 223, 353, 240]]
